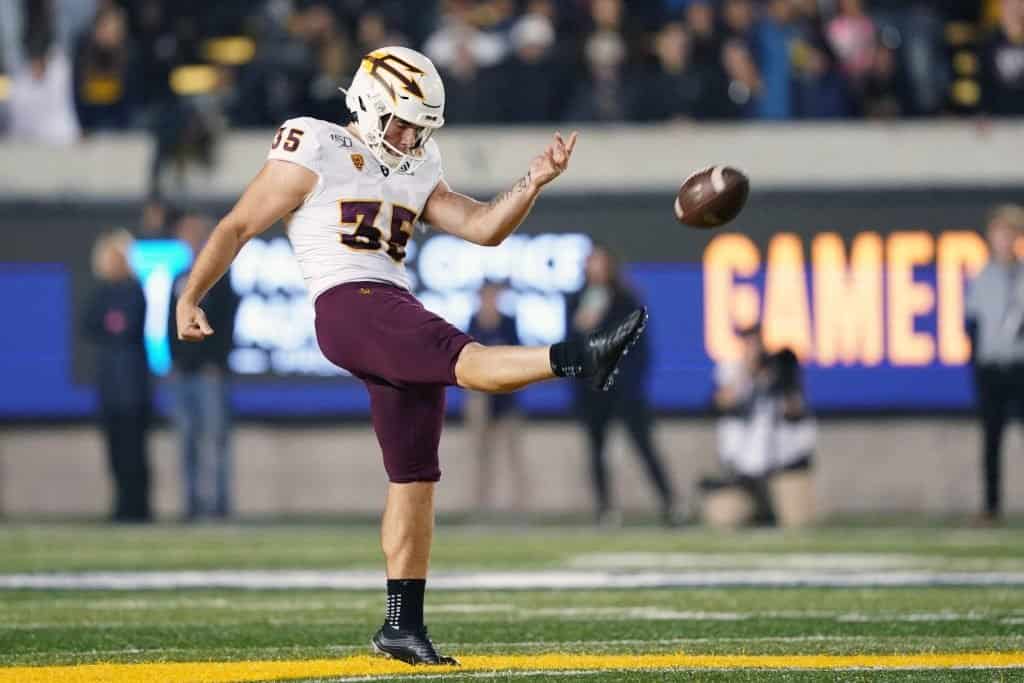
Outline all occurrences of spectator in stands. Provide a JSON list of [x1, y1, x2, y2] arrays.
[[9, 0, 1015, 131], [860, 38, 910, 118], [720, 0, 762, 117], [128, 0, 178, 110], [753, 0, 798, 119], [826, 0, 878, 91], [424, 0, 507, 121], [74, 3, 140, 131], [979, 0, 1024, 115], [591, 0, 625, 32], [790, 0, 852, 118], [11, 0, 1007, 130], [721, 39, 762, 116], [355, 12, 395, 55], [684, 0, 715, 42], [291, 4, 353, 123], [498, 11, 559, 122], [966, 204, 1024, 525], [464, 282, 527, 512], [576, 0, 631, 122], [722, 0, 757, 43], [899, 3, 948, 116], [167, 212, 240, 521], [567, 245, 681, 527], [82, 229, 152, 523], [431, 10, 503, 123], [566, 28, 628, 122], [682, 0, 737, 118], [225, 2, 328, 128], [633, 22, 695, 121], [423, 2, 506, 79], [8, 31, 80, 145]]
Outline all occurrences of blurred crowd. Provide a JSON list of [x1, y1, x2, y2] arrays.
[[1, 0, 1022, 144]]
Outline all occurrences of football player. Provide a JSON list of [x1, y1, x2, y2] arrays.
[[175, 47, 647, 665]]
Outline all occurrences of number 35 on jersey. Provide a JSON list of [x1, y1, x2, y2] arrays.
[[339, 201, 418, 263], [266, 115, 444, 300]]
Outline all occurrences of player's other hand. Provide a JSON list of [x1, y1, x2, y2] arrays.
[[176, 301, 214, 342], [529, 131, 578, 190]]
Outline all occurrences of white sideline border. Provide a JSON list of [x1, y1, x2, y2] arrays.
[[4, 569, 1024, 590]]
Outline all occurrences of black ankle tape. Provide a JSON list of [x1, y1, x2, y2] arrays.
[[550, 340, 585, 377]]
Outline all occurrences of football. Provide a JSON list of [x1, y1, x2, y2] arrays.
[[674, 166, 749, 229]]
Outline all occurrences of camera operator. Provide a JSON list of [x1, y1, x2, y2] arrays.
[[709, 325, 815, 526]]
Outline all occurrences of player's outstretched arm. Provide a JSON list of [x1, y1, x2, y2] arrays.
[[422, 131, 577, 247], [176, 159, 316, 342]]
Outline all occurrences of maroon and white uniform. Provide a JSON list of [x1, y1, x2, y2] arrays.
[[267, 116, 442, 297], [268, 116, 473, 483]]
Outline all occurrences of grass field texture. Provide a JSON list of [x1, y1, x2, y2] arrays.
[[1, 523, 1022, 681]]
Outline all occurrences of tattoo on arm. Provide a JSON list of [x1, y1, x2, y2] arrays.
[[488, 172, 533, 208]]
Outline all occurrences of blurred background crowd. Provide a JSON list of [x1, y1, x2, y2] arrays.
[[1, 0, 1022, 527], [1, 0, 1022, 148]]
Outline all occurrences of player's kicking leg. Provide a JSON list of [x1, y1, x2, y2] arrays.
[[455, 307, 648, 393]]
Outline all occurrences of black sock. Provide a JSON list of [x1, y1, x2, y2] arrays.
[[385, 578, 426, 631], [550, 340, 585, 377]]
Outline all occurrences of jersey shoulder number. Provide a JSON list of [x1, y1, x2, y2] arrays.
[[267, 116, 325, 175]]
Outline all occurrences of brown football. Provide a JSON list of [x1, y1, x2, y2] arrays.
[[674, 166, 749, 229]]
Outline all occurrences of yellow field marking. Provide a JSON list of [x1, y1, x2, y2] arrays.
[[3, 652, 1024, 682]]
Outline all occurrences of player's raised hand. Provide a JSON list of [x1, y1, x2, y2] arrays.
[[529, 131, 578, 189], [176, 301, 214, 342]]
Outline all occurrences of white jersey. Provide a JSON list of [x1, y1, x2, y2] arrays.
[[266, 116, 444, 300]]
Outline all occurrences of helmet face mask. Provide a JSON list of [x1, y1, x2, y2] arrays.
[[344, 47, 445, 173]]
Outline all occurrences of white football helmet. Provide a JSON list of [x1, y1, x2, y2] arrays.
[[343, 46, 445, 173]]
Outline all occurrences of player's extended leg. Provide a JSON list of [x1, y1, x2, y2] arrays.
[[454, 344, 553, 392], [455, 307, 649, 393]]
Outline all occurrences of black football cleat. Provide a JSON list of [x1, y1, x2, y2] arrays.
[[371, 624, 459, 666], [583, 307, 649, 391]]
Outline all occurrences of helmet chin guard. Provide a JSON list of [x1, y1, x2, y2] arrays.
[[342, 47, 445, 173]]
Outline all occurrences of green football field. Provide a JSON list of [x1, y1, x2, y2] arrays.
[[1, 522, 1023, 681]]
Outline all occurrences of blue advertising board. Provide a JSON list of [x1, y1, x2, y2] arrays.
[[1, 226, 978, 418]]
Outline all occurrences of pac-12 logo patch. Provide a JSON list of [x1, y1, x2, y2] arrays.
[[350, 153, 365, 171]]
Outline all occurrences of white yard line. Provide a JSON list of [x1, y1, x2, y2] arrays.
[[568, 552, 1024, 572], [3, 568, 1024, 590], [1, 597, 377, 611], [3, 610, 1021, 632]]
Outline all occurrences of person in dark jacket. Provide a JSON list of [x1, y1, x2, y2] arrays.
[[167, 213, 240, 520], [465, 282, 526, 512], [82, 229, 152, 522], [979, 0, 1024, 116], [566, 244, 681, 526]]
